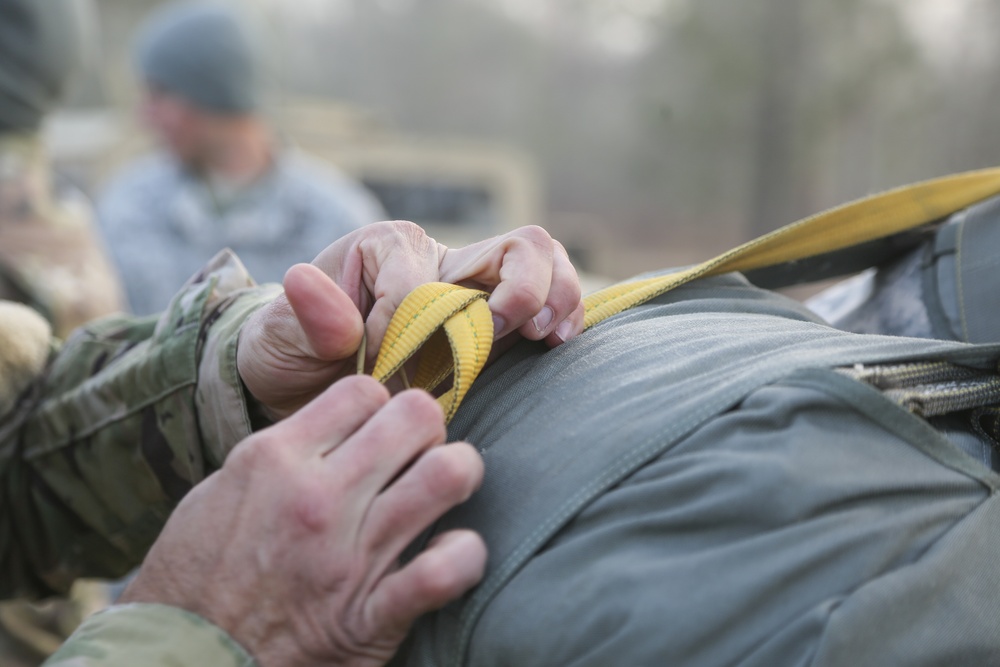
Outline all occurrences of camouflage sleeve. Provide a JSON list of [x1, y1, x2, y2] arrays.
[[0, 250, 281, 600], [43, 604, 257, 666]]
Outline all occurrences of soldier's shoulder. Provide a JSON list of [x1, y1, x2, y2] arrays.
[[278, 150, 385, 222], [98, 152, 183, 227]]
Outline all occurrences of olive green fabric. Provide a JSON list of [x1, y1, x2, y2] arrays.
[[0, 250, 274, 665], [395, 275, 1000, 666], [0, 131, 133, 667], [0, 581, 108, 666], [0, 249, 274, 598], [44, 604, 256, 666]]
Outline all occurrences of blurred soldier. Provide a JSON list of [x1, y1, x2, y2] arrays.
[[0, 0, 125, 337], [98, 0, 386, 316], [0, 0, 126, 664]]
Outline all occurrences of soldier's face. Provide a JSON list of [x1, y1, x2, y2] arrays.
[[140, 85, 207, 165]]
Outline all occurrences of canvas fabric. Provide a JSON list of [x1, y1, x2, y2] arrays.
[[394, 275, 1000, 667]]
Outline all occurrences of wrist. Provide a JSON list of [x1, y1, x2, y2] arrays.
[[241, 377, 280, 430]]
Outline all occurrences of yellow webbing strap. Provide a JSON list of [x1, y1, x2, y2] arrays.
[[370, 282, 494, 422], [370, 166, 1000, 421]]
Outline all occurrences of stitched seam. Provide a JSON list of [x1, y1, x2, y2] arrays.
[[385, 292, 447, 352], [451, 375, 753, 666], [379, 292, 485, 380]]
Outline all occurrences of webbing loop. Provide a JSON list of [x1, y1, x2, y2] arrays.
[[369, 167, 1000, 422], [369, 282, 492, 422]]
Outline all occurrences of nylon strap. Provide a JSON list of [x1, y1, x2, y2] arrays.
[[370, 282, 494, 422], [369, 167, 1000, 421]]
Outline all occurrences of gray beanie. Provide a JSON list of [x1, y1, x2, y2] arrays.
[[0, 0, 91, 132], [136, 1, 259, 114]]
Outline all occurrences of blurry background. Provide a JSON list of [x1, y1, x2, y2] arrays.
[[47, 0, 1000, 282]]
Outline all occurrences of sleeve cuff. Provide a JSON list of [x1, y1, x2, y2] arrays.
[[45, 603, 257, 666], [195, 283, 282, 469]]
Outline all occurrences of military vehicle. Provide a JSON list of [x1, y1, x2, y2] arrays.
[[46, 98, 543, 251]]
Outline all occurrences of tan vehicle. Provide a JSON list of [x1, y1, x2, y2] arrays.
[[48, 99, 539, 242], [47, 98, 608, 291], [275, 100, 543, 248]]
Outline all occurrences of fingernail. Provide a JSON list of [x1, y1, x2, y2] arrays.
[[532, 306, 554, 333], [554, 319, 574, 343], [492, 314, 506, 339]]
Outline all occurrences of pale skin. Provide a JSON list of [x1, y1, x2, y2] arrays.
[[120, 222, 584, 666], [238, 220, 586, 418]]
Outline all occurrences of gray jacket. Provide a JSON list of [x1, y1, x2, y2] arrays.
[[98, 149, 384, 315]]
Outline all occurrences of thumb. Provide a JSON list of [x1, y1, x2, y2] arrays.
[[238, 264, 366, 418], [283, 263, 365, 361]]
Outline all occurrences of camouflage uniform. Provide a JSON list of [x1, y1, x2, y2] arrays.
[[0, 133, 128, 665], [0, 248, 278, 665], [45, 605, 256, 666]]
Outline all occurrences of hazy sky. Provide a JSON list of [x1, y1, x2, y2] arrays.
[[256, 0, 995, 65], [897, 0, 997, 67], [258, 0, 688, 58]]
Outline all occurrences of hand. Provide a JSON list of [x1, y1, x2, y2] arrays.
[[120, 376, 487, 667], [238, 221, 584, 418]]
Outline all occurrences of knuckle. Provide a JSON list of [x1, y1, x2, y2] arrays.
[[553, 284, 583, 312], [228, 430, 289, 475], [363, 220, 424, 248], [387, 219, 429, 243], [337, 375, 392, 409], [362, 220, 436, 264], [515, 225, 553, 250], [421, 445, 481, 501], [288, 478, 332, 533], [231, 438, 329, 533], [370, 219, 402, 234], [415, 549, 466, 600], [498, 225, 552, 260], [394, 389, 446, 427], [361, 220, 394, 243], [506, 282, 547, 314], [415, 532, 486, 601]]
